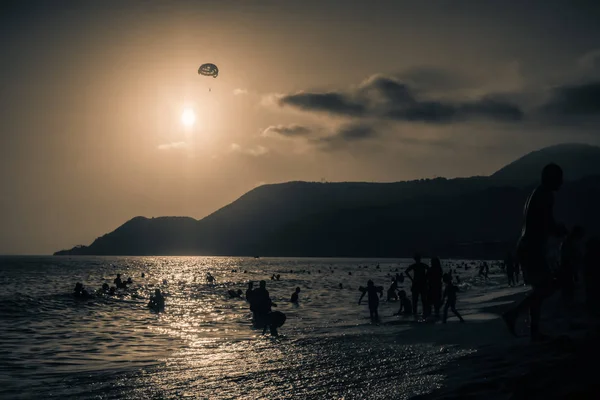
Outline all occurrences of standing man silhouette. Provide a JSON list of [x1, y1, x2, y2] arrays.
[[405, 253, 429, 317], [503, 163, 567, 341]]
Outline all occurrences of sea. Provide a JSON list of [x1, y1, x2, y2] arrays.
[[0, 256, 527, 399]]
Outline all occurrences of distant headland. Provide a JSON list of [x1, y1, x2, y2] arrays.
[[55, 143, 600, 258]]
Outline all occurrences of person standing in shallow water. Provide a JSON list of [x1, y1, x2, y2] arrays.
[[114, 274, 122, 288], [245, 281, 254, 302], [393, 290, 413, 317], [290, 287, 301, 303], [405, 253, 429, 317], [358, 280, 383, 323], [252, 280, 276, 328], [426, 257, 443, 317], [503, 163, 568, 342], [442, 273, 464, 323]]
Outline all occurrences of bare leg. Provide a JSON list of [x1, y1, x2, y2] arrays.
[[503, 284, 553, 339], [443, 303, 449, 323], [412, 290, 419, 316], [451, 306, 465, 322]]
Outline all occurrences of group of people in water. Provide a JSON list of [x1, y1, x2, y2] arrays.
[[73, 273, 135, 298], [245, 280, 288, 336], [359, 254, 465, 324], [73, 272, 167, 312]]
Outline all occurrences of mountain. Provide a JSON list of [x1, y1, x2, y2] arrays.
[[54, 143, 600, 258], [491, 143, 600, 184]]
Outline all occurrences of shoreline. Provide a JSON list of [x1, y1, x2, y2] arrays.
[[414, 288, 600, 399]]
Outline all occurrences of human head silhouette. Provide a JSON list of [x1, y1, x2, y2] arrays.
[[541, 163, 563, 191], [414, 253, 422, 262], [259, 280, 266, 289]]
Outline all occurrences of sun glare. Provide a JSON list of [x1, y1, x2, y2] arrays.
[[181, 108, 196, 127]]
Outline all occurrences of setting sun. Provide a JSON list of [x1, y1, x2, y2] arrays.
[[181, 108, 196, 127]]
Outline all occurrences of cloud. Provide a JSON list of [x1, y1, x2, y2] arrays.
[[540, 81, 600, 116], [230, 143, 269, 156], [278, 92, 367, 116], [262, 124, 313, 138], [260, 93, 286, 108], [337, 124, 377, 141], [312, 123, 379, 151], [277, 75, 523, 123], [233, 88, 248, 96], [157, 141, 188, 150]]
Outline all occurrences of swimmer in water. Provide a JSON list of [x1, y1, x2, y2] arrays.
[[228, 289, 243, 299], [73, 282, 91, 298], [148, 289, 165, 312], [97, 283, 110, 295], [290, 287, 301, 303]]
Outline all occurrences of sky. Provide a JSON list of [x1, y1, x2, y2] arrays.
[[2, 0, 600, 254]]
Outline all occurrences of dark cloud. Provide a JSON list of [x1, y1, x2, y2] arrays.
[[277, 92, 366, 116], [459, 98, 524, 121], [385, 101, 457, 123], [262, 124, 312, 138], [540, 81, 600, 116], [337, 124, 377, 140], [359, 76, 415, 105], [278, 75, 523, 123], [313, 122, 459, 152], [312, 124, 377, 151]]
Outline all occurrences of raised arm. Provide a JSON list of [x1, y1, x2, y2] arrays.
[[405, 265, 414, 282], [358, 291, 366, 305]]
